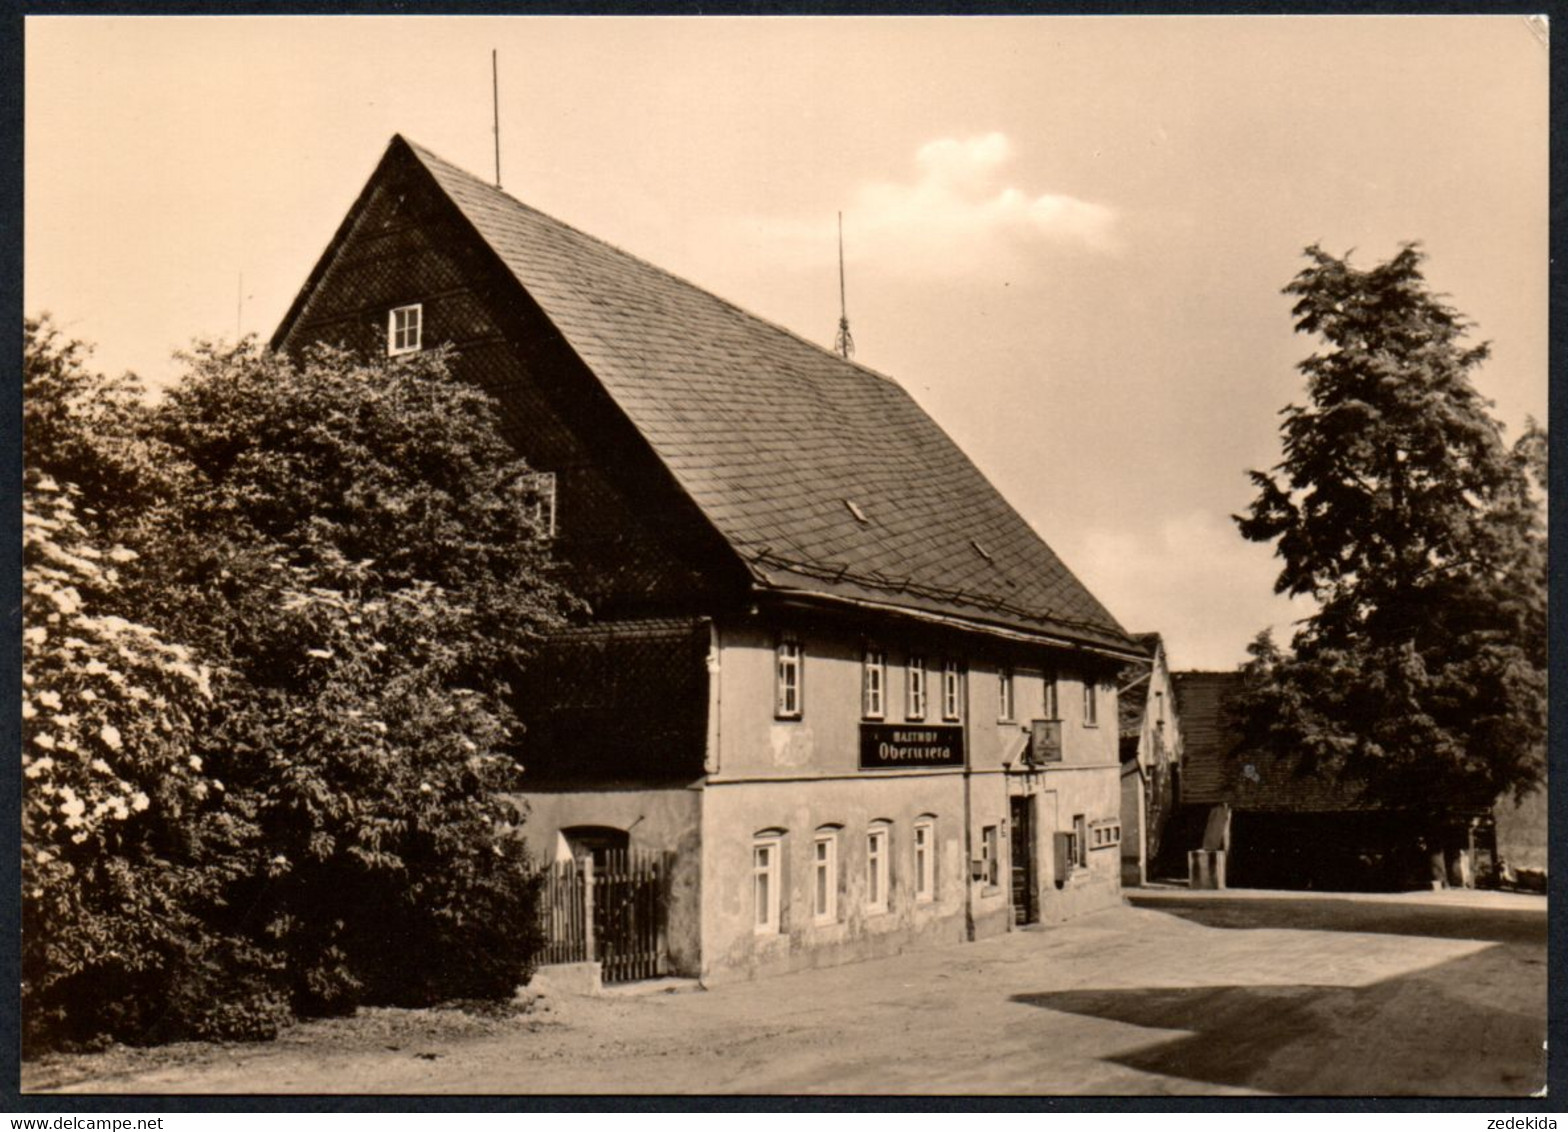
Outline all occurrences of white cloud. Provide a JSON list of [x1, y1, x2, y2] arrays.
[[720, 132, 1119, 278], [1071, 510, 1313, 671]]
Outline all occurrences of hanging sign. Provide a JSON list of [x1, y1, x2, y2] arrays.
[[859, 723, 965, 770], [1028, 720, 1063, 765]]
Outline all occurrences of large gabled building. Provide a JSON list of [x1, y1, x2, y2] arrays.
[[273, 135, 1143, 982]]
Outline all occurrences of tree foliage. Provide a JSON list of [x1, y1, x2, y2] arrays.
[[22, 323, 575, 1048], [1234, 245, 1546, 812]]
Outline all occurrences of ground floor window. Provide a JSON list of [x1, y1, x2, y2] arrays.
[[982, 824, 1000, 888], [1072, 814, 1088, 869], [753, 833, 783, 933], [866, 824, 891, 913], [814, 829, 839, 923], [914, 818, 936, 902]]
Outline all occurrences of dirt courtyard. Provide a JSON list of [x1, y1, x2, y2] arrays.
[[25, 887, 1548, 1097]]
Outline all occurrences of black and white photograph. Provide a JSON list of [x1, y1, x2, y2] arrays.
[[15, 11, 1551, 1100]]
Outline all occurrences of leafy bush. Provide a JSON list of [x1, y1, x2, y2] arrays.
[[22, 325, 574, 1048]]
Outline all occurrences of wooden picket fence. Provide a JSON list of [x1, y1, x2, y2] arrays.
[[538, 860, 591, 967], [537, 849, 673, 984]]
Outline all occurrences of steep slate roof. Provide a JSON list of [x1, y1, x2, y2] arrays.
[[1171, 671, 1371, 812], [393, 139, 1135, 656]]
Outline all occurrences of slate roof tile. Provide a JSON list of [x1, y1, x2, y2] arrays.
[[403, 138, 1133, 653]]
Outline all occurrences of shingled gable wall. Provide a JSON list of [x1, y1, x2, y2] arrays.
[[273, 141, 745, 621], [274, 136, 1136, 982], [271, 144, 725, 970]]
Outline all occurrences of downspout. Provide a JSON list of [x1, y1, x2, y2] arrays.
[[962, 661, 975, 943], [698, 618, 721, 984], [1002, 754, 1012, 933], [702, 619, 721, 776]]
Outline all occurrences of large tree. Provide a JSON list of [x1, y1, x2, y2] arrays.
[[1234, 244, 1546, 823]]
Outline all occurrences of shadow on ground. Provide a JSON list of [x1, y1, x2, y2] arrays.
[[1012, 942, 1546, 1095], [1125, 893, 1546, 946]]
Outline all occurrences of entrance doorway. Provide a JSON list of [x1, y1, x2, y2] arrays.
[[1010, 794, 1038, 925]]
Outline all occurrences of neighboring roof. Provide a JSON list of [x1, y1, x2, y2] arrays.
[[1171, 672, 1241, 805], [349, 138, 1135, 656], [1171, 670, 1371, 813], [1117, 632, 1162, 736]]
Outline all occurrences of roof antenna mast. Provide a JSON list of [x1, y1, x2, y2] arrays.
[[492, 49, 502, 190], [835, 211, 855, 360]]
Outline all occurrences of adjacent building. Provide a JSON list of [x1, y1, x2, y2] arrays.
[[1167, 671, 1494, 891], [1116, 633, 1181, 886], [272, 135, 1143, 982]]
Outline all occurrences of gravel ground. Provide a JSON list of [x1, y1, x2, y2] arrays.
[[23, 889, 1548, 1097]]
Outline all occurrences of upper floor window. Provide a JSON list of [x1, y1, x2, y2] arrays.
[[1083, 680, 1099, 727], [862, 648, 886, 720], [906, 655, 927, 721], [1155, 690, 1165, 729], [388, 303, 422, 355], [776, 639, 803, 719], [1042, 672, 1059, 721], [997, 666, 1015, 722], [942, 660, 963, 721]]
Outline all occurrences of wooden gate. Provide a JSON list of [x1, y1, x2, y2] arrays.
[[536, 849, 672, 983]]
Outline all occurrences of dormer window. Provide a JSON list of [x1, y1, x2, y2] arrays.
[[388, 303, 423, 355]]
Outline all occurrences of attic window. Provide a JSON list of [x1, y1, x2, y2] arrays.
[[844, 499, 870, 524], [524, 471, 557, 538], [388, 303, 423, 356], [970, 539, 993, 562]]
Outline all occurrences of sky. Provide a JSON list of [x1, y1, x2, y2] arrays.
[[24, 15, 1549, 670]]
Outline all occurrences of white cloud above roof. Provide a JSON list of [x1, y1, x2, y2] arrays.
[[723, 133, 1119, 278]]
